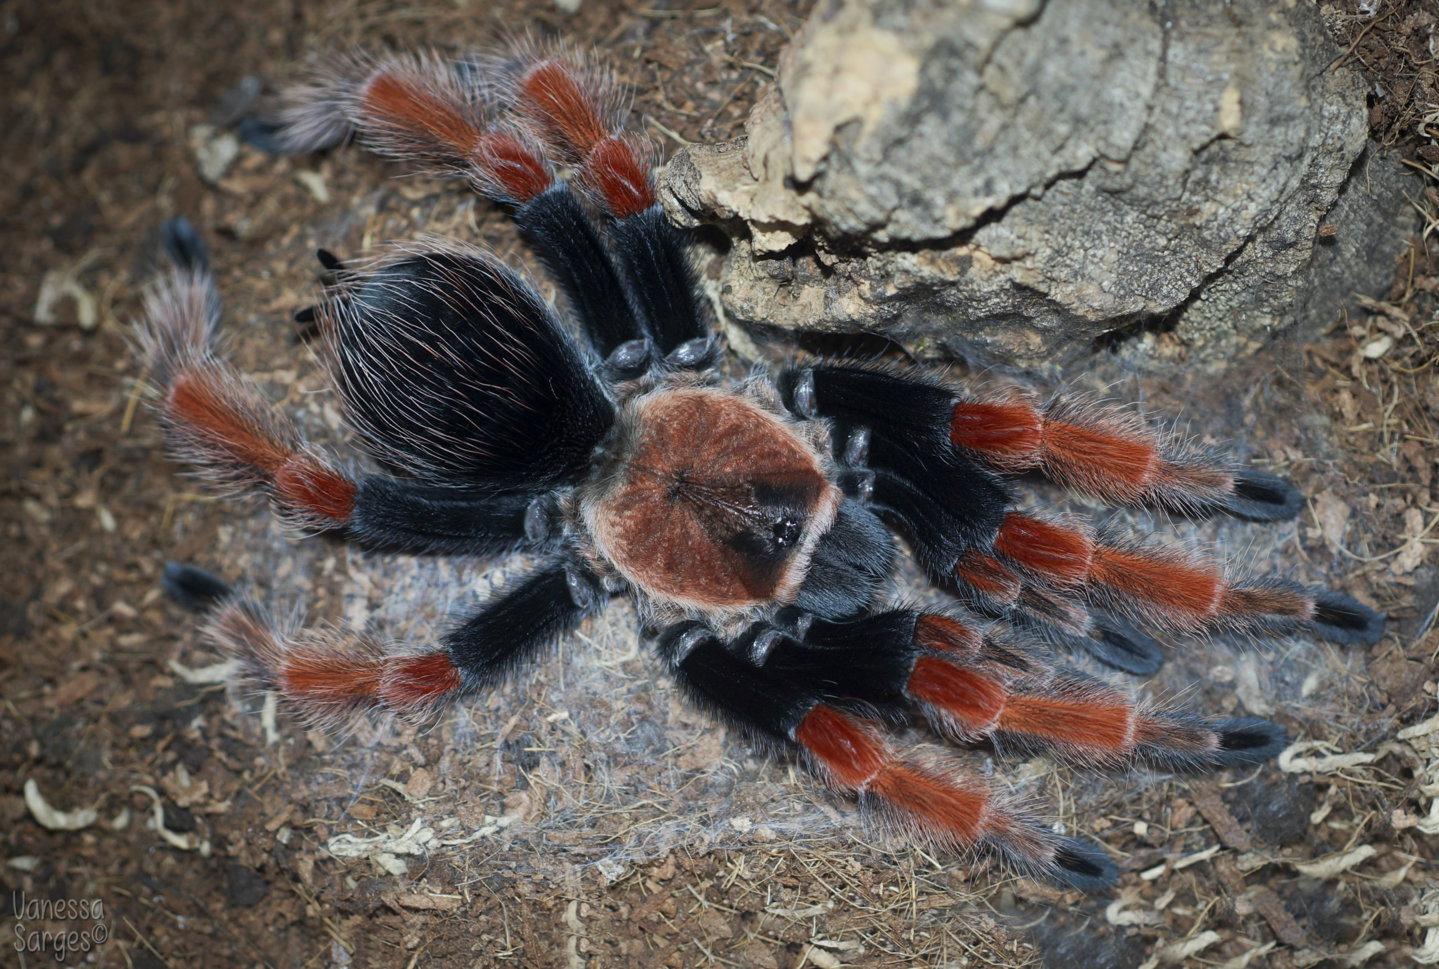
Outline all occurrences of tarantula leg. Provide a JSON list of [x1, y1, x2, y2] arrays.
[[787, 367, 1011, 573], [136, 225, 355, 532], [151, 360, 553, 551], [752, 611, 1285, 771], [248, 54, 650, 360], [150, 346, 553, 553], [787, 364, 1298, 522], [504, 53, 709, 356], [513, 188, 654, 364], [906, 617, 1285, 769], [949, 395, 1303, 521], [657, 622, 1117, 891], [139, 221, 564, 555], [801, 367, 1382, 646], [169, 560, 605, 726], [144, 340, 550, 553], [606, 207, 711, 362], [991, 512, 1384, 643]]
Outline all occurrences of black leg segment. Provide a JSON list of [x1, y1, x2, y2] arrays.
[[445, 560, 608, 688], [348, 478, 562, 555], [514, 186, 649, 360]]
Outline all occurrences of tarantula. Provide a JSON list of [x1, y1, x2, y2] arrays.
[[137, 45, 1384, 891]]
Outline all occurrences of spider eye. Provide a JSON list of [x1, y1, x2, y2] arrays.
[[771, 515, 802, 549]]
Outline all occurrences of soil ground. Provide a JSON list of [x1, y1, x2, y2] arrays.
[[3, 1, 1436, 967]]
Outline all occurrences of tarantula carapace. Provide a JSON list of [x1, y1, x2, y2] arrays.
[[138, 46, 1384, 891]]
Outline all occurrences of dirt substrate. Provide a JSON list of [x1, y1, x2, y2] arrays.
[[3, 0, 1436, 966]]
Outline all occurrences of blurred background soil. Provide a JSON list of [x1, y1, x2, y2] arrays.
[[2, 0, 1436, 966]]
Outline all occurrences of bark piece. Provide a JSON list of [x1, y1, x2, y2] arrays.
[[662, 0, 1416, 372]]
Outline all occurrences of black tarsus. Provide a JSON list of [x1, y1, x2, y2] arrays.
[[1046, 837, 1119, 892], [295, 249, 346, 337], [1213, 717, 1287, 766], [161, 217, 211, 273], [237, 116, 294, 155], [1085, 616, 1165, 676], [1222, 468, 1304, 522], [1310, 591, 1386, 644], [162, 561, 233, 611]]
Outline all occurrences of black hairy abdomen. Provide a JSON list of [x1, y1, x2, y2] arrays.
[[328, 251, 615, 492]]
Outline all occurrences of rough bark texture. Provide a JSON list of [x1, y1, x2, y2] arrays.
[[662, 0, 1416, 372]]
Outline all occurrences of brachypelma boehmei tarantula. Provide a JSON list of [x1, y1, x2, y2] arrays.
[[136, 45, 1384, 891]]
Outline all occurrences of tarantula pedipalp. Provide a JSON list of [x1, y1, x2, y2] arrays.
[[137, 46, 1384, 892]]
